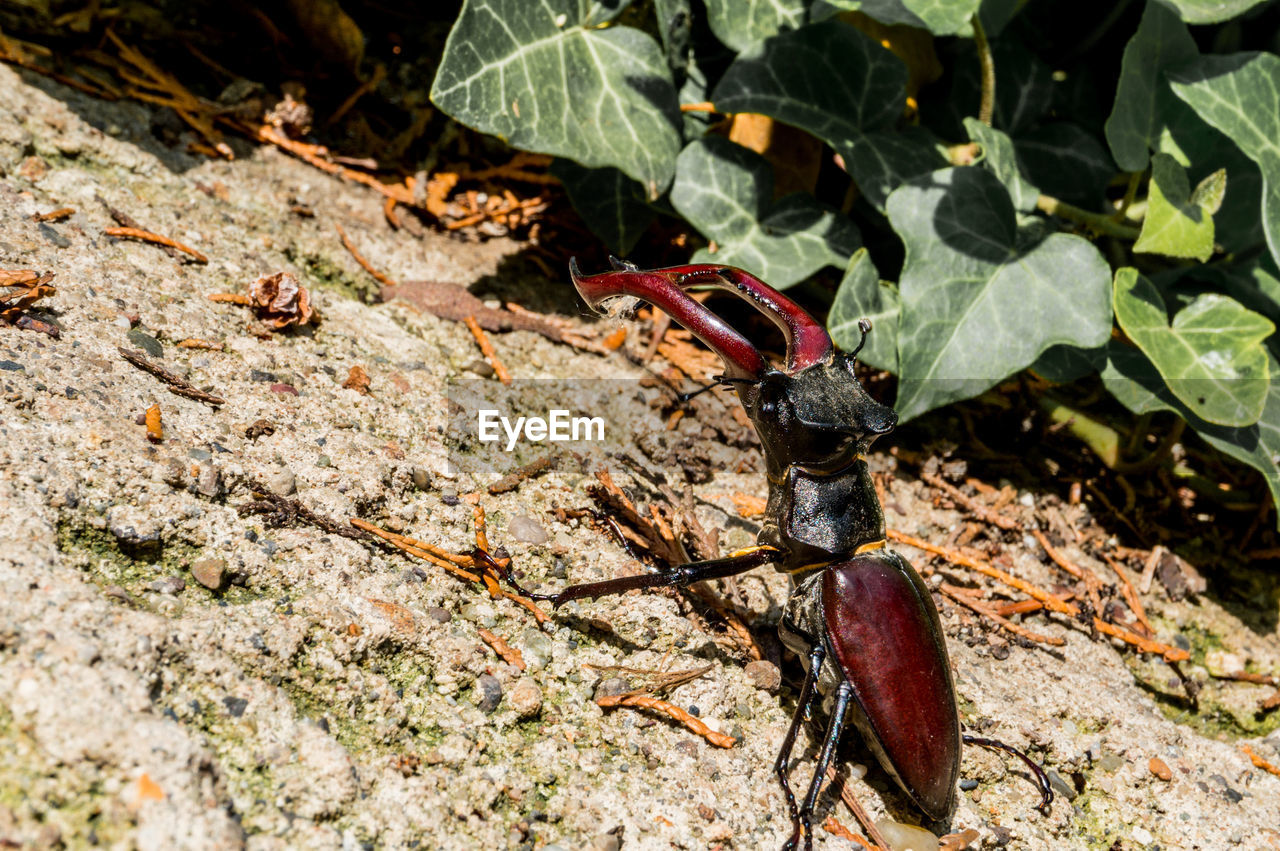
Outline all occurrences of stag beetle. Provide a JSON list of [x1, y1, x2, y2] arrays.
[[522, 259, 1051, 850]]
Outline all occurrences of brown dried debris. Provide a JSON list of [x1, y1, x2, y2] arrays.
[[210, 272, 314, 330], [595, 694, 735, 748], [0, 269, 58, 336], [117, 346, 225, 406], [342, 365, 370, 395], [234, 476, 370, 541], [477, 628, 526, 670], [104, 226, 208, 263]]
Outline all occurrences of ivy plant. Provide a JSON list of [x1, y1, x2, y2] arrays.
[[432, 0, 1280, 521]]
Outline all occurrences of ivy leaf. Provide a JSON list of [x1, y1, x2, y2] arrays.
[[1104, 0, 1198, 173], [703, 0, 806, 51], [1169, 52, 1280, 270], [1030, 345, 1107, 384], [1189, 256, 1280, 324], [829, 249, 900, 372], [887, 167, 1112, 420], [963, 117, 1038, 212], [712, 20, 947, 208], [813, 0, 982, 35], [1014, 122, 1116, 208], [1113, 267, 1274, 427], [1157, 0, 1272, 24], [1157, 91, 1264, 255], [1103, 341, 1280, 523], [846, 128, 950, 210], [713, 21, 905, 145], [1133, 154, 1223, 262], [551, 160, 655, 254], [671, 137, 860, 288], [431, 0, 680, 197]]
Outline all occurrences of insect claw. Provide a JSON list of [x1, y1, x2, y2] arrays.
[[608, 255, 639, 272]]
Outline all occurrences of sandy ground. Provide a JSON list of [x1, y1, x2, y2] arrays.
[[1, 63, 1279, 851]]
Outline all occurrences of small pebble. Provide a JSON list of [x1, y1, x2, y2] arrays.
[[316, 454, 331, 467], [268, 466, 297, 496], [507, 515, 548, 545], [475, 673, 503, 714], [411, 467, 431, 490], [508, 678, 543, 718], [743, 659, 781, 693], [1047, 769, 1077, 801], [959, 777, 979, 791], [875, 819, 939, 851], [427, 607, 452, 624], [595, 677, 629, 700], [1149, 756, 1173, 781], [190, 557, 227, 591], [222, 696, 248, 717], [271, 383, 298, 395], [146, 576, 186, 595], [466, 358, 495, 378], [249, 369, 278, 382], [197, 464, 224, 498], [1131, 826, 1154, 845], [126, 328, 163, 358]]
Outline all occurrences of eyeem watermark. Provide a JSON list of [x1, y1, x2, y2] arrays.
[[477, 409, 606, 451]]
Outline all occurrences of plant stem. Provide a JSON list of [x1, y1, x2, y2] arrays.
[[1037, 194, 1142, 239], [1116, 170, 1143, 219], [972, 15, 995, 126]]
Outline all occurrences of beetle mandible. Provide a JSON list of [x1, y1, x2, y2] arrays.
[[522, 258, 1048, 850]]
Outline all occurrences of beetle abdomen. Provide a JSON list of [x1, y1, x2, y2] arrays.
[[822, 551, 961, 820]]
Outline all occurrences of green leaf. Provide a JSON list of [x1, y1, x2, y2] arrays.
[[888, 167, 1113, 420], [1189, 255, 1280, 324], [671, 137, 860, 288], [551, 160, 655, 254], [829, 249, 900, 372], [1156, 88, 1265, 254], [713, 21, 906, 144], [1015, 122, 1116, 208], [845, 128, 950, 209], [813, 0, 982, 35], [1113, 267, 1274, 427], [431, 0, 680, 197], [1029, 345, 1106, 384], [1158, 0, 1272, 24], [585, 0, 634, 25], [1104, 0, 1198, 173], [963, 117, 1038, 212], [703, 0, 807, 51], [1169, 52, 1280, 270], [712, 20, 948, 207], [1133, 153, 1220, 262], [1102, 341, 1280, 522]]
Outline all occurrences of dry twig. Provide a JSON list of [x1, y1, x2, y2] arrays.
[[117, 346, 224, 406], [477, 628, 526, 670], [104, 226, 208, 263], [464, 315, 513, 384], [595, 694, 735, 748]]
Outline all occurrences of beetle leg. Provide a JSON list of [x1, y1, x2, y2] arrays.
[[788, 680, 853, 851], [776, 643, 825, 850], [527, 546, 778, 607], [963, 734, 1055, 814]]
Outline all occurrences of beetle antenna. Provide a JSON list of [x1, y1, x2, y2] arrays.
[[677, 375, 753, 404], [850, 318, 873, 362]]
